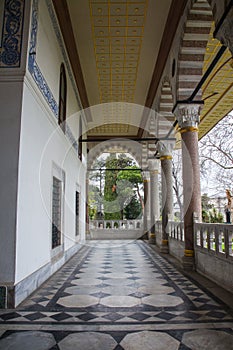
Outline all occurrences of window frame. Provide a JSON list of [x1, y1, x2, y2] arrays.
[[58, 63, 67, 132]]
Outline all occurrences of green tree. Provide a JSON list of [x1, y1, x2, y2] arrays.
[[124, 195, 142, 219], [209, 208, 224, 223], [117, 165, 143, 210], [103, 154, 141, 220], [88, 184, 102, 219]]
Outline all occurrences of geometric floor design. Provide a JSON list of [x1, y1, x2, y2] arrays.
[[0, 240, 233, 349]]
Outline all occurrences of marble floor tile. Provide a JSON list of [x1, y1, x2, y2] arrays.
[[120, 331, 180, 350], [0, 331, 56, 350], [142, 294, 184, 307], [64, 286, 102, 295], [138, 285, 175, 295], [58, 332, 117, 350], [57, 295, 99, 308], [101, 295, 141, 307], [71, 278, 100, 286], [182, 329, 233, 350]]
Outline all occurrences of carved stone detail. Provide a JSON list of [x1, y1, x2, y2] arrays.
[[173, 103, 203, 129], [157, 140, 174, 158]]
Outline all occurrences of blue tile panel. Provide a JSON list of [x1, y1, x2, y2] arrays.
[[0, 0, 25, 68]]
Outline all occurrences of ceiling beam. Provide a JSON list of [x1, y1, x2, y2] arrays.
[[138, 0, 188, 138], [82, 136, 176, 143]]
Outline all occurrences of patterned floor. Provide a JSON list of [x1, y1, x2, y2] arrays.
[[0, 240, 233, 349]]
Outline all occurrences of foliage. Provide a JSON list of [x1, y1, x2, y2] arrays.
[[199, 113, 233, 194], [202, 208, 224, 223], [201, 194, 223, 223], [201, 193, 213, 211], [124, 195, 142, 219], [103, 154, 142, 220], [117, 165, 143, 210], [88, 185, 102, 220], [209, 208, 224, 223]]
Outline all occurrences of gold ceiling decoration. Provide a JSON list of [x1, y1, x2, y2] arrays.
[[89, 0, 148, 134], [199, 23, 233, 139]]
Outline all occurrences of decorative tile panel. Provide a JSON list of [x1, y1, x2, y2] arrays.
[[0, 0, 25, 68]]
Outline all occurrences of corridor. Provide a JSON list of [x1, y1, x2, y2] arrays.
[[0, 240, 233, 349]]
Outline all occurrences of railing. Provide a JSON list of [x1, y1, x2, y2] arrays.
[[169, 221, 184, 241], [155, 221, 162, 233], [194, 223, 233, 259], [154, 221, 184, 241], [90, 219, 143, 230]]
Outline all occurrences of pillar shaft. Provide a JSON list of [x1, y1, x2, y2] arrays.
[[174, 102, 203, 270], [150, 170, 160, 231], [157, 140, 174, 253], [181, 129, 202, 253], [160, 157, 173, 252], [143, 177, 150, 237], [148, 158, 160, 244]]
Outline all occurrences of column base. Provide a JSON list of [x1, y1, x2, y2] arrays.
[[160, 240, 169, 254], [148, 232, 156, 244], [182, 255, 195, 271], [141, 231, 149, 240]]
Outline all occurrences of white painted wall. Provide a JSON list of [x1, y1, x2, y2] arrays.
[[15, 77, 86, 283], [15, 0, 86, 284]]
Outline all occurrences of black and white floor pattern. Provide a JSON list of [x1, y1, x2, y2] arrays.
[[0, 240, 233, 349]]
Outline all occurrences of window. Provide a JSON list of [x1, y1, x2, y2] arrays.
[[58, 63, 67, 131], [78, 118, 82, 161], [75, 191, 80, 236], [52, 176, 62, 249]]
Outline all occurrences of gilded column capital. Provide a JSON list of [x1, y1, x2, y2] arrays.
[[173, 101, 203, 130], [143, 170, 150, 182], [157, 140, 174, 159]]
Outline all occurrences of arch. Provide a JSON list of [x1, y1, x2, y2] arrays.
[[177, 0, 213, 101], [87, 140, 143, 171]]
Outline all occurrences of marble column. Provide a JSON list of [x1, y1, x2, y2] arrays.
[[173, 102, 203, 270], [157, 141, 174, 253], [148, 160, 160, 244], [86, 177, 90, 238], [143, 171, 151, 239]]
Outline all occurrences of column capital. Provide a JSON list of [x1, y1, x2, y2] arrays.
[[173, 101, 204, 130], [214, 6, 233, 55], [157, 140, 174, 159], [148, 159, 160, 173], [143, 170, 150, 181]]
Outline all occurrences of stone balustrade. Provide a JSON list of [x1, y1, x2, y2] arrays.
[[194, 223, 233, 259], [90, 219, 143, 230], [154, 220, 233, 292], [169, 221, 185, 242], [89, 219, 144, 240]]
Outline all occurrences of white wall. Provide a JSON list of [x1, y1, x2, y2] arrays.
[[15, 0, 86, 284]]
